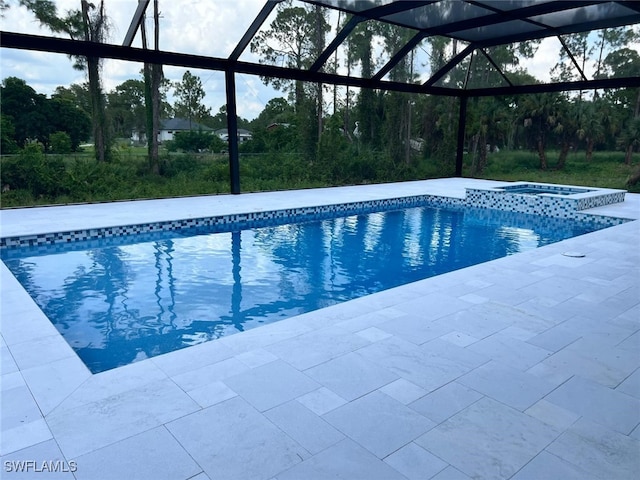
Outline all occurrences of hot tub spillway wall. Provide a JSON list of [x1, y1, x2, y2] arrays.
[[465, 182, 626, 219]]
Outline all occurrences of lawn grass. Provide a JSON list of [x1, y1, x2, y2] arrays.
[[466, 150, 640, 193]]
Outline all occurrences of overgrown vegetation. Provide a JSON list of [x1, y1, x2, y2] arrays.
[[1, 2, 638, 208], [1, 144, 637, 208]]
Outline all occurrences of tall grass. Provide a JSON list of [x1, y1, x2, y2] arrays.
[[467, 150, 639, 192], [1, 148, 637, 208]]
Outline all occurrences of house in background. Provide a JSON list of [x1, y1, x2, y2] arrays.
[[214, 128, 253, 143], [131, 118, 213, 144]]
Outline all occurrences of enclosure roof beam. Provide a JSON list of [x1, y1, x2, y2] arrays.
[[123, 0, 150, 47], [372, 32, 426, 82], [229, 0, 283, 61], [310, 14, 364, 73], [2, 31, 637, 98]]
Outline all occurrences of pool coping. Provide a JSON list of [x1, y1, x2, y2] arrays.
[[2, 178, 639, 479]]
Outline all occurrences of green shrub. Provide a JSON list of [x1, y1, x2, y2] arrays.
[[1, 144, 68, 197], [49, 131, 73, 154]]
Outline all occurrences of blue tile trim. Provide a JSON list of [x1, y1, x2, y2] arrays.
[[0, 187, 628, 253], [0, 195, 463, 250]]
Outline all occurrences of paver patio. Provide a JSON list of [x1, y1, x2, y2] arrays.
[[1, 178, 638, 479]]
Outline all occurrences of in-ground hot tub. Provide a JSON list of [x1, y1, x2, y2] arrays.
[[465, 181, 626, 218], [499, 183, 595, 196]]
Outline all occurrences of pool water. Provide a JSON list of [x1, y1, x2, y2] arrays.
[[3, 205, 604, 373]]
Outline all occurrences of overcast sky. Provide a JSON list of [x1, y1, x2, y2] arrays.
[[0, 0, 569, 120]]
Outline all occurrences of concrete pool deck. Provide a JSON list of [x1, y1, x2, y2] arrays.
[[1, 178, 639, 479]]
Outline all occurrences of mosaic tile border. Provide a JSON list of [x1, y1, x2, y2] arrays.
[[465, 182, 626, 219], [0, 194, 463, 250], [0, 187, 629, 255]]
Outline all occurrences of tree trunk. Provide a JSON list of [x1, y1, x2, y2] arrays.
[[82, 0, 109, 163], [626, 88, 640, 165], [537, 136, 547, 170], [625, 144, 634, 166], [627, 165, 640, 186], [586, 138, 594, 162], [557, 141, 570, 170]]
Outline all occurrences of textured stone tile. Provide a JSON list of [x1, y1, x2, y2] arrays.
[[276, 438, 407, 480], [409, 381, 483, 424], [168, 396, 305, 480], [415, 397, 559, 480], [394, 293, 471, 321], [8, 333, 76, 371], [546, 418, 640, 479], [544, 375, 640, 434], [526, 323, 581, 352], [1, 345, 18, 375], [150, 339, 235, 377], [296, 387, 347, 416], [171, 357, 249, 392], [510, 451, 598, 480], [305, 352, 397, 401], [0, 419, 53, 457], [20, 356, 91, 415], [265, 401, 344, 454], [0, 439, 74, 479], [467, 332, 552, 370], [1, 384, 42, 431], [458, 361, 556, 411], [355, 327, 392, 343], [616, 367, 640, 399], [524, 399, 580, 431], [439, 331, 478, 347], [265, 326, 370, 370], [72, 427, 201, 480], [358, 336, 484, 393], [432, 304, 513, 340], [324, 391, 435, 458], [383, 442, 448, 480], [235, 348, 278, 368], [378, 313, 454, 345], [51, 359, 168, 414], [187, 380, 238, 408], [224, 359, 318, 411], [537, 340, 639, 388], [46, 379, 199, 458], [430, 466, 472, 480], [379, 378, 427, 405], [617, 330, 640, 353]]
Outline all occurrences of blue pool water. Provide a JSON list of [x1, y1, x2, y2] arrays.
[[3, 205, 605, 373]]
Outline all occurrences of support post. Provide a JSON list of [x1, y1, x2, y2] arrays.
[[455, 95, 468, 177], [225, 68, 240, 194]]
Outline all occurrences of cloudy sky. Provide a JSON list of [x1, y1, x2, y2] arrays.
[[1, 0, 573, 120], [1, 0, 283, 119]]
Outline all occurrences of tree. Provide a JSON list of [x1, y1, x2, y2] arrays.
[[599, 47, 640, 164], [173, 71, 211, 126], [1, 77, 49, 147], [520, 92, 564, 170], [18, 0, 113, 162], [107, 79, 146, 139], [1, 114, 19, 154], [1, 77, 91, 152], [48, 97, 91, 150], [250, 1, 329, 159], [250, 98, 295, 131]]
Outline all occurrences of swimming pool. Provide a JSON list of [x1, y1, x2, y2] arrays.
[[2, 204, 611, 373]]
